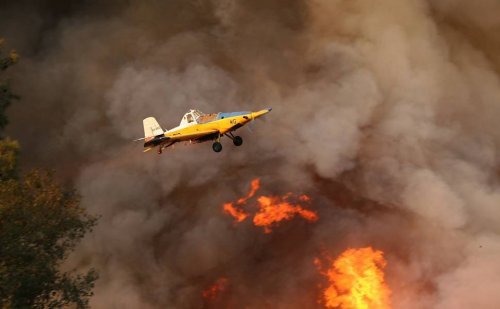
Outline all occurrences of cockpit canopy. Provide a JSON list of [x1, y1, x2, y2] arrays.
[[180, 109, 204, 126]]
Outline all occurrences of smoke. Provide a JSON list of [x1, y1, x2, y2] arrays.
[[2, 0, 500, 308]]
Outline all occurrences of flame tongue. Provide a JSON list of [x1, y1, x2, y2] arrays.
[[223, 202, 249, 223], [222, 178, 318, 233], [237, 178, 260, 204], [318, 247, 391, 309], [222, 179, 260, 223], [253, 195, 318, 233]]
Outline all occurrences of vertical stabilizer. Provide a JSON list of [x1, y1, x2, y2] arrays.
[[143, 117, 164, 137]]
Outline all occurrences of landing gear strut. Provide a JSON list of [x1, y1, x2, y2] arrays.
[[225, 132, 243, 147]]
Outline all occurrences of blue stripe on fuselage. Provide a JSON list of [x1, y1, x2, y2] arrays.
[[216, 111, 250, 120]]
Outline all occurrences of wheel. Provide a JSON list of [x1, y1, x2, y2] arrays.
[[212, 141, 222, 152], [233, 136, 243, 146]]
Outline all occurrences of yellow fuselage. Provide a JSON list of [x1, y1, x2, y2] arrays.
[[164, 109, 270, 141], [142, 108, 271, 152], [166, 115, 248, 140]]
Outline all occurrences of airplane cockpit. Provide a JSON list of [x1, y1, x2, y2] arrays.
[[179, 109, 220, 127], [180, 109, 204, 126]]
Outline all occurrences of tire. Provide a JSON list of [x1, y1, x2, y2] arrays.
[[233, 136, 243, 146], [212, 141, 222, 152]]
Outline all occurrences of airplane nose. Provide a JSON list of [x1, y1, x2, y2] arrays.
[[250, 108, 272, 120]]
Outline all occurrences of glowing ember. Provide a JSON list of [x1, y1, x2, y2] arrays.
[[202, 277, 228, 301], [222, 178, 318, 233], [317, 247, 391, 309], [253, 195, 318, 233]]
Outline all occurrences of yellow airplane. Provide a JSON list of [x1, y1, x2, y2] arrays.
[[136, 108, 272, 154]]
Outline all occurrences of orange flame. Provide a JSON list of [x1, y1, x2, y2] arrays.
[[222, 178, 318, 233], [237, 178, 260, 204], [223, 202, 249, 223], [253, 195, 318, 233], [317, 247, 391, 309], [202, 277, 228, 301], [222, 179, 260, 223]]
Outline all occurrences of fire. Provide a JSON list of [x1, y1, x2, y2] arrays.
[[222, 179, 260, 223], [237, 178, 260, 204], [253, 195, 318, 233], [202, 277, 228, 301], [222, 178, 318, 233], [223, 202, 249, 223], [317, 247, 391, 309]]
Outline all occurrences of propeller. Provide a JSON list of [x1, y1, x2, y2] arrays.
[[246, 121, 254, 133]]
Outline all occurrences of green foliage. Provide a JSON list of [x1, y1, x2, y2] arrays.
[[0, 38, 97, 308], [0, 84, 19, 132], [0, 38, 20, 132], [0, 170, 98, 308], [0, 39, 19, 72], [0, 51, 19, 72], [0, 139, 19, 181]]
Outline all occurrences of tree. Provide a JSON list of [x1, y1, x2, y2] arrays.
[[0, 171, 98, 308], [0, 38, 19, 132], [0, 38, 98, 308], [0, 139, 19, 181], [0, 39, 20, 182]]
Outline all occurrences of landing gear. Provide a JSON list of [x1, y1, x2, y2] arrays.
[[225, 132, 243, 147], [213, 133, 223, 153], [233, 136, 243, 146], [212, 141, 222, 152], [157, 147, 162, 154]]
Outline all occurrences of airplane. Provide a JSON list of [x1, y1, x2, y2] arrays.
[[135, 108, 272, 154]]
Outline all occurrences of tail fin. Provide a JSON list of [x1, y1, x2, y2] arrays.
[[143, 117, 164, 137]]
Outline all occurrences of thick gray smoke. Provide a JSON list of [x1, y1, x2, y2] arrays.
[[2, 0, 500, 308]]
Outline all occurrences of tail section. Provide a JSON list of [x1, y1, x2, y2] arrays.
[[143, 117, 164, 138]]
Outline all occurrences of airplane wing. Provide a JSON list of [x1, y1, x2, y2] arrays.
[[142, 129, 219, 153], [168, 129, 219, 141]]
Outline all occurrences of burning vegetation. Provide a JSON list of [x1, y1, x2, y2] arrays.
[[219, 179, 391, 309], [316, 247, 391, 309], [222, 178, 259, 223], [223, 178, 318, 233], [220, 181, 392, 308]]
